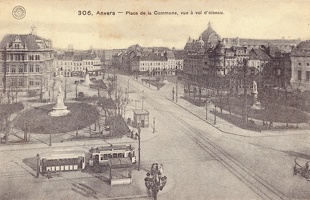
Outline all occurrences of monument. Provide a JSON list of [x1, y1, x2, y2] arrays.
[[49, 84, 71, 117], [251, 81, 262, 110], [84, 68, 91, 86]]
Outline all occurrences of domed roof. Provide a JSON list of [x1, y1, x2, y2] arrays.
[[296, 40, 310, 50], [201, 22, 219, 43]]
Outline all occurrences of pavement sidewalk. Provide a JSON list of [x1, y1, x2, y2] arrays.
[[166, 96, 310, 137]]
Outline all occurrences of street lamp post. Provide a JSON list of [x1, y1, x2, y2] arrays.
[[176, 75, 178, 103], [214, 105, 217, 125], [137, 123, 141, 171], [144, 163, 167, 200]]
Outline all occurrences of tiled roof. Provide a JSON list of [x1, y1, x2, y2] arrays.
[[249, 48, 270, 60], [166, 51, 175, 59], [0, 34, 51, 50], [238, 38, 300, 46], [174, 50, 185, 59], [140, 53, 166, 61]]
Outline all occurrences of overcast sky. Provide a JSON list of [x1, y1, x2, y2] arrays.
[[0, 0, 309, 50]]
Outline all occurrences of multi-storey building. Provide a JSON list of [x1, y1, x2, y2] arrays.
[[54, 51, 102, 77], [125, 47, 184, 76], [0, 33, 54, 92], [248, 48, 270, 75], [183, 53, 209, 91], [290, 40, 310, 91], [258, 46, 291, 88]]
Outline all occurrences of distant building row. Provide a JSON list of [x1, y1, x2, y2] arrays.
[[112, 45, 184, 76], [183, 22, 310, 92], [53, 50, 102, 77]]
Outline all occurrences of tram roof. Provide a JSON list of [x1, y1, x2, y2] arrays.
[[89, 145, 134, 153], [40, 150, 85, 159]]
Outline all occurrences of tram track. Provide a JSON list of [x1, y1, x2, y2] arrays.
[[141, 89, 290, 200]]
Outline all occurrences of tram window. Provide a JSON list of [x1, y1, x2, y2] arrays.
[[118, 153, 124, 158], [103, 154, 108, 160], [108, 154, 112, 158], [113, 153, 118, 158]]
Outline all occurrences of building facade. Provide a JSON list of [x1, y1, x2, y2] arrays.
[[0, 33, 54, 93], [290, 40, 310, 91], [54, 51, 102, 77]]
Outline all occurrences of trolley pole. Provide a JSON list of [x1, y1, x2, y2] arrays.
[[138, 123, 141, 171]]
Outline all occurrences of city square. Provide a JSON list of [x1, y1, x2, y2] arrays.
[[1, 1, 310, 200]]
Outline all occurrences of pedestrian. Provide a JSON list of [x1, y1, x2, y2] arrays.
[[130, 131, 134, 138], [159, 164, 164, 174], [306, 162, 309, 171], [135, 132, 139, 140], [144, 173, 152, 197], [47, 169, 52, 179]]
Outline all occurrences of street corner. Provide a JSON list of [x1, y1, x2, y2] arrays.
[[131, 166, 175, 198]]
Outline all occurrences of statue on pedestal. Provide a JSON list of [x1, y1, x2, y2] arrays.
[[49, 84, 70, 117], [251, 81, 262, 110]]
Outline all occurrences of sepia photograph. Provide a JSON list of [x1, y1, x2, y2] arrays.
[[0, 0, 310, 199]]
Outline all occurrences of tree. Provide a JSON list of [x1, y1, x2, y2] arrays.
[[0, 102, 24, 143]]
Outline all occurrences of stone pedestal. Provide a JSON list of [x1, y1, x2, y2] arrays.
[[49, 85, 70, 117], [84, 73, 91, 86]]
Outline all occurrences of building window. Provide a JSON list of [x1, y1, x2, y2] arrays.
[[11, 66, 16, 73], [19, 66, 23, 73], [29, 65, 34, 72], [35, 65, 40, 72], [35, 81, 40, 86], [18, 80, 23, 87], [298, 63, 301, 66], [306, 71, 310, 81], [298, 70, 302, 80]]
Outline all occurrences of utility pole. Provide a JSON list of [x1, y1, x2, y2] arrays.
[[75, 82, 78, 99], [40, 75, 43, 102], [243, 59, 248, 123], [153, 117, 155, 133], [49, 129, 52, 146], [138, 123, 141, 171], [176, 76, 178, 103], [127, 79, 129, 95], [64, 78, 67, 100], [148, 70, 150, 87], [205, 99, 208, 120], [214, 105, 217, 125], [36, 154, 40, 178]]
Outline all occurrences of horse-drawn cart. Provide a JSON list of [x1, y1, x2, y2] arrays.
[[293, 158, 310, 180]]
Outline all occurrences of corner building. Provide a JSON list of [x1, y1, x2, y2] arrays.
[[0, 33, 53, 92], [290, 40, 310, 91]]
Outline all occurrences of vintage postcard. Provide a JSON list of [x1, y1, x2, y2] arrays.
[[0, 0, 310, 199]]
